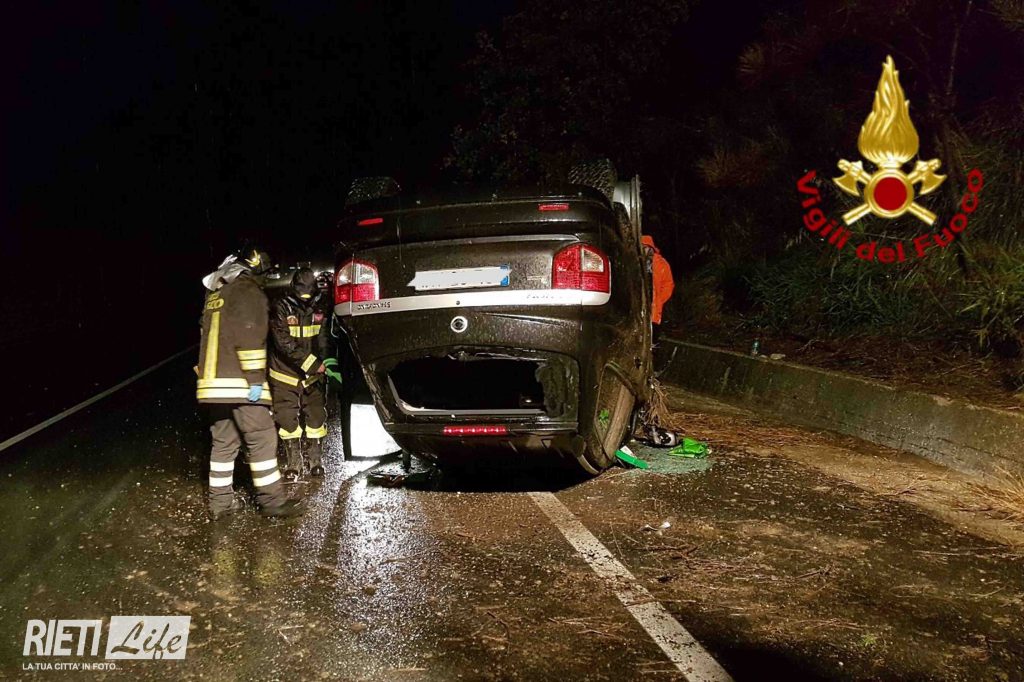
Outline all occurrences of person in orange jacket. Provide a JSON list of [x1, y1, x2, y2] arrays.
[[641, 235, 675, 341]]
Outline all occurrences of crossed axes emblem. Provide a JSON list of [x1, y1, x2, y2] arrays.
[[834, 158, 945, 226]]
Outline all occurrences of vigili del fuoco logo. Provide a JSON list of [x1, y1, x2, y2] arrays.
[[796, 56, 983, 263]]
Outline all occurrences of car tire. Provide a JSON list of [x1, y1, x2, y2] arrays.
[[345, 176, 401, 207], [579, 376, 635, 474], [567, 159, 617, 203]]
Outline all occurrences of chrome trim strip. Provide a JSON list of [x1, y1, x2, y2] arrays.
[[335, 289, 610, 317]]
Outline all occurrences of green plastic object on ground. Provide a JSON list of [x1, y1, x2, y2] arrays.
[[323, 357, 343, 385], [615, 445, 649, 469], [668, 438, 709, 458]]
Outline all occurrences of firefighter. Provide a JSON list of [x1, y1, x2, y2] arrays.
[[269, 267, 331, 480], [641, 235, 675, 343], [198, 249, 304, 520]]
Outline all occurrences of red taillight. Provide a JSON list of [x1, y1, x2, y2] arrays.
[[334, 259, 379, 304], [442, 425, 509, 436], [552, 244, 610, 293], [357, 217, 384, 226], [538, 203, 570, 212]]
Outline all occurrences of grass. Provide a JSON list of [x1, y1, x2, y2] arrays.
[[973, 468, 1024, 524], [698, 241, 1024, 362]]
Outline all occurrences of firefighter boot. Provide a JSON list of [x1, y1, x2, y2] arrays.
[[208, 495, 246, 522], [307, 438, 324, 477], [282, 439, 302, 482], [259, 497, 305, 519]]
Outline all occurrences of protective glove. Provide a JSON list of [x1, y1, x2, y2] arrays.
[[322, 357, 342, 384], [247, 384, 263, 402]]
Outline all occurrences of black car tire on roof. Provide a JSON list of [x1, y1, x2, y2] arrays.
[[346, 176, 402, 207], [567, 158, 617, 203]]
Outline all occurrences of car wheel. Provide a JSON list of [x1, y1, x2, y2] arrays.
[[578, 371, 636, 474]]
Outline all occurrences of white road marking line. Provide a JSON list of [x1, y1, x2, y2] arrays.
[[530, 491, 732, 682], [0, 346, 196, 453]]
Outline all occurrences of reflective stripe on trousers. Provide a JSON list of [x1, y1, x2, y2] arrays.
[[207, 404, 287, 512], [209, 459, 235, 487], [250, 457, 282, 487], [304, 424, 327, 438], [278, 425, 302, 440]]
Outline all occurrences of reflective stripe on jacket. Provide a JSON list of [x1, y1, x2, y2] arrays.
[[269, 294, 330, 389], [196, 273, 272, 404]]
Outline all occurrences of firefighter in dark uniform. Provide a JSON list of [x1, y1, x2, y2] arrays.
[[269, 268, 331, 480], [198, 249, 304, 520]]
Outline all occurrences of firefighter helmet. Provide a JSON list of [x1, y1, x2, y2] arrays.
[[291, 267, 318, 300], [238, 247, 272, 275]]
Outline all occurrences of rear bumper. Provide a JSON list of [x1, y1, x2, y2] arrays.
[[338, 302, 646, 463], [340, 305, 587, 425], [340, 305, 591, 378]]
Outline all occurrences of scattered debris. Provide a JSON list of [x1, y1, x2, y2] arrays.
[[172, 599, 200, 613], [549, 616, 629, 641], [667, 438, 709, 459], [367, 469, 434, 488], [641, 517, 675, 535], [640, 424, 680, 447], [626, 441, 714, 475], [615, 446, 649, 469]]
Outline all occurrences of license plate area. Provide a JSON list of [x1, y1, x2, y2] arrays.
[[409, 265, 510, 292]]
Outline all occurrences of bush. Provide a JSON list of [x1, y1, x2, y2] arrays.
[[735, 242, 1024, 355]]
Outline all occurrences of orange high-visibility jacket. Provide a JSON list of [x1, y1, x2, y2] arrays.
[[641, 235, 675, 325]]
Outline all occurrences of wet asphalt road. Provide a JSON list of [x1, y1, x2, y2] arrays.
[[1, 357, 1023, 681]]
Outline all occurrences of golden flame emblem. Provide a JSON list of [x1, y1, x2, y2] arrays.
[[834, 56, 945, 225]]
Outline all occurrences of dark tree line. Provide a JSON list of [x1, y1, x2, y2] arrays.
[[450, 0, 1024, 258]]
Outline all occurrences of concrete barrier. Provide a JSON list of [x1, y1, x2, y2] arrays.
[[657, 339, 1024, 480]]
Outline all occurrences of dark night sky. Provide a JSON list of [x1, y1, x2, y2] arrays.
[[2, 0, 779, 275], [3, 1, 512, 295], [1, 1, 512, 429], [5, 1, 511, 241]]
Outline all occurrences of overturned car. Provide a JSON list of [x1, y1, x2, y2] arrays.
[[333, 165, 654, 474]]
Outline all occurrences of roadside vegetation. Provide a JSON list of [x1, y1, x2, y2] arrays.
[[973, 468, 1024, 524]]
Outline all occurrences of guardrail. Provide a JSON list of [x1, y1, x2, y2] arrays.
[[657, 338, 1024, 480]]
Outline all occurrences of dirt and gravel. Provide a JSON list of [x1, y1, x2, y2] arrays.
[[1, 358, 1023, 680]]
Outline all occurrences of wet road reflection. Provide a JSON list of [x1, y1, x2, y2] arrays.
[[3, 359, 1023, 681]]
